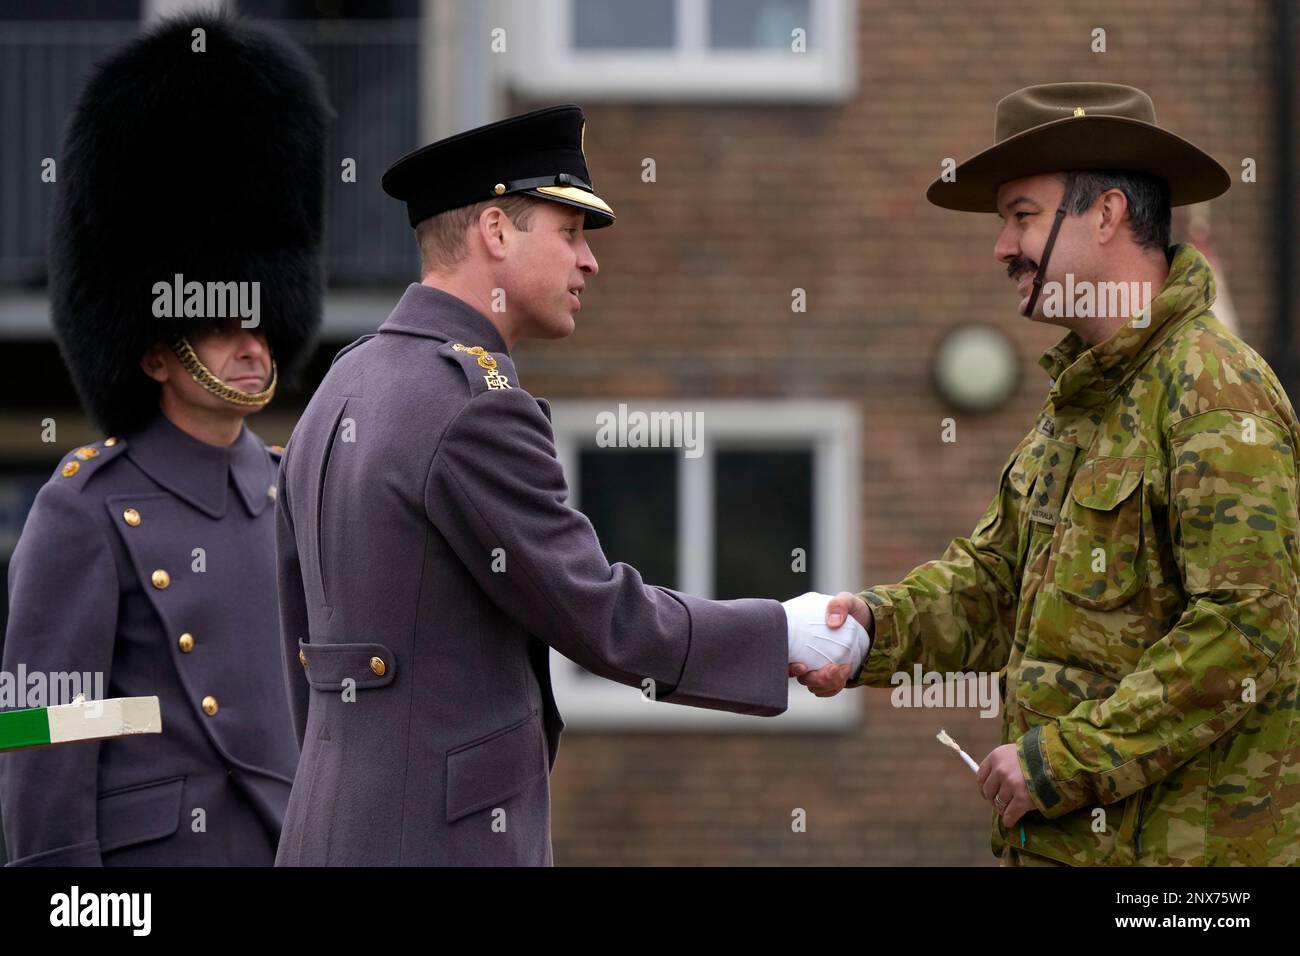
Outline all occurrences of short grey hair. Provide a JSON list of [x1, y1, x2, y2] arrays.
[[1059, 170, 1172, 251]]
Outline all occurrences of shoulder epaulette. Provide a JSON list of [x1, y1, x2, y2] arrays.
[[438, 341, 517, 397], [51, 436, 129, 490]]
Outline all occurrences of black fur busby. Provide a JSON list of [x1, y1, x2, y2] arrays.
[[48, 11, 333, 436]]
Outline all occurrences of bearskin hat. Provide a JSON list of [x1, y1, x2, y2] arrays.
[[48, 11, 333, 435]]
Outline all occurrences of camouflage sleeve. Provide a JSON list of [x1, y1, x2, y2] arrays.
[[848, 442, 1027, 688], [1018, 408, 1298, 818]]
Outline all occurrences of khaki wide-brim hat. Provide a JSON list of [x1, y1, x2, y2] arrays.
[[927, 82, 1231, 213]]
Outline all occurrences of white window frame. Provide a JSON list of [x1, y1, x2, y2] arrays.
[[548, 399, 860, 730], [504, 0, 857, 101]]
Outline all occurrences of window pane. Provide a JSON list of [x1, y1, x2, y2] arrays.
[[573, 0, 676, 49], [577, 449, 678, 588], [713, 450, 813, 599], [709, 0, 812, 49]]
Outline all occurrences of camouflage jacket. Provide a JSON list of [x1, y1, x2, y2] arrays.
[[851, 244, 1300, 865]]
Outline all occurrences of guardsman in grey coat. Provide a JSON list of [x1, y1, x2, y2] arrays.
[[0, 13, 331, 866], [275, 106, 869, 866]]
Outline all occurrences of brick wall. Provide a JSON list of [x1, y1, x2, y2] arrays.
[[513, 0, 1288, 865]]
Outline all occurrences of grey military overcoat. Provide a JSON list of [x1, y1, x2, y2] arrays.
[[1, 412, 297, 865], [275, 283, 788, 866]]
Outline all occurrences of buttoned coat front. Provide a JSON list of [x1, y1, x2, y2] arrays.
[[274, 284, 788, 866], [1, 413, 297, 866]]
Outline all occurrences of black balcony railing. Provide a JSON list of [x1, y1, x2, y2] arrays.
[[0, 18, 421, 290]]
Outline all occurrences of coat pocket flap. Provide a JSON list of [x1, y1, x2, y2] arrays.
[[97, 775, 185, 853], [1056, 457, 1148, 609], [445, 711, 547, 823], [1070, 457, 1144, 510]]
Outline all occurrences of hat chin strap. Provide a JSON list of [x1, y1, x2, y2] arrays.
[[1022, 174, 1075, 319], [169, 335, 277, 409]]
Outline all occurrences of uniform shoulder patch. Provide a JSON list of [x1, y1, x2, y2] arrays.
[[330, 333, 377, 368], [51, 436, 129, 491], [438, 341, 520, 397]]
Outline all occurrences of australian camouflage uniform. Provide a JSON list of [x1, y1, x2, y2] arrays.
[[850, 242, 1300, 865]]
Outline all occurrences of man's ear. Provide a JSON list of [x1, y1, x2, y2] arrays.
[[140, 342, 170, 384], [477, 205, 510, 261], [1096, 188, 1130, 245]]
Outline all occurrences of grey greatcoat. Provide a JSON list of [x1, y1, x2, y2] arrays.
[[1, 413, 297, 865], [275, 283, 788, 865]]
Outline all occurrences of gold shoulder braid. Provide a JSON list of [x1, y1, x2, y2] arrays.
[[169, 336, 277, 408]]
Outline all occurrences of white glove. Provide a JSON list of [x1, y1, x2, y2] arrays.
[[782, 591, 870, 674]]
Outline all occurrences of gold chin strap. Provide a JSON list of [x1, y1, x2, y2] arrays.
[[169, 335, 277, 408]]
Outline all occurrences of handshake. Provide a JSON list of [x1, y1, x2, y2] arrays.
[[781, 591, 874, 695]]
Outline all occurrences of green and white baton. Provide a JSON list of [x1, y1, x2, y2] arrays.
[[0, 696, 161, 753]]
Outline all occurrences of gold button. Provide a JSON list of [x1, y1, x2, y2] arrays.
[[75, 446, 98, 460], [104, 437, 118, 447], [269, 444, 284, 454], [494, 183, 506, 195], [201, 695, 218, 716], [369, 656, 386, 677], [267, 485, 278, 501], [122, 507, 141, 527], [61, 461, 80, 478], [151, 569, 170, 589], [178, 633, 195, 653], [298, 649, 307, 667], [476, 354, 497, 369]]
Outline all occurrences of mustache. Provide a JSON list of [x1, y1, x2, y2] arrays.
[[1007, 257, 1038, 281], [1003, 257, 1034, 280]]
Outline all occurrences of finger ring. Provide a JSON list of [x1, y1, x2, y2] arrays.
[[993, 797, 1006, 811]]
